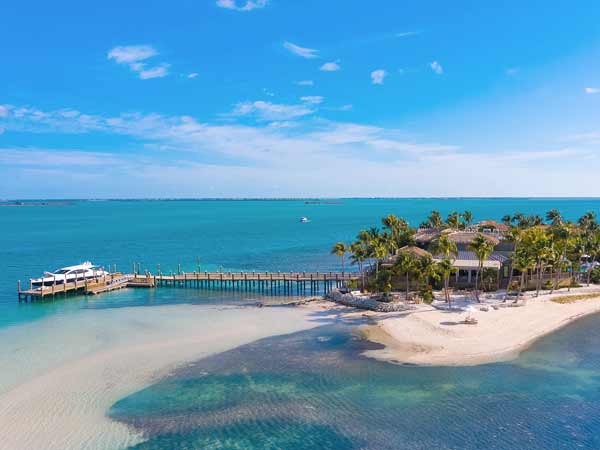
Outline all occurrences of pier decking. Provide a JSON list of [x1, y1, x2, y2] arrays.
[[17, 270, 359, 301]]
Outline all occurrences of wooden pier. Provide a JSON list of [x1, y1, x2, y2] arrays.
[[17, 269, 358, 301]]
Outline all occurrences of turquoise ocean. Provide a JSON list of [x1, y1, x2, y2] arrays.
[[3, 198, 600, 449]]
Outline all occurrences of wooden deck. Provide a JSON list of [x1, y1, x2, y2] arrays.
[[17, 270, 358, 301], [17, 273, 156, 301]]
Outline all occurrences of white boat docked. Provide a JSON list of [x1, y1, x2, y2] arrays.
[[31, 262, 108, 287], [300, 217, 310, 223]]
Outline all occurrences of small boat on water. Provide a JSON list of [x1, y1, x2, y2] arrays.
[[31, 262, 108, 287], [300, 217, 310, 223]]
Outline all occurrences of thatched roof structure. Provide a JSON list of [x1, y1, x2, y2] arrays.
[[398, 245, 432, 258], [380, 246, 431, 268], [415, 229, 500, 246], [447, 231, 500, 246]]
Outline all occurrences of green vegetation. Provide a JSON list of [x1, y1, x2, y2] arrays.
[[334, 209, 600, 303]]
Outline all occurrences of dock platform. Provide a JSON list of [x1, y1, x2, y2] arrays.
[[17, 269, 358, 301]]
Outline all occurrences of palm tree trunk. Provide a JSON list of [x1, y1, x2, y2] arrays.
[[535, 262, 542, 297], [516, 272, 524, 302], [504, 261, 514, 302], [587, 256, 596, 286], [474, 264, 481, 302], [341, 255, 345, 274], [405, 272, 409, 302], [549, 266, 555, 294], [445, 275, 451, 309]]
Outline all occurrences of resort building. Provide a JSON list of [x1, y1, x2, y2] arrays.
[[412, 223, 514, 288]]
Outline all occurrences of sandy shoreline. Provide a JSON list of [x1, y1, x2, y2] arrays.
[[0, 302, 333, 450], [362, 287, 600, 366]]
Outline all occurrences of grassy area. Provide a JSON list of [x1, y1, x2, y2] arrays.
[[551, 293, 600, 304]]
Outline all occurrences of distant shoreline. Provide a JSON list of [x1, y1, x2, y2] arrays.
[[3, 196, 600, 203]]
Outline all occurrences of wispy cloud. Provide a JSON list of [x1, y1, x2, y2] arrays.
[[4, 103, 597, 198], [505, 67, 519, 76], [371, 69, 386, 85], [187, 72, 199, 79], [295, 80, 314, 86], [396, 31, 421, 38], [0, 105, 9, 118], [300, 96, 324, 105], [216, 0, 268, 11], [430, 61, 443, 75], [283, 41, 319, 59], [585, 87, 600, 94], [230, 100, 315, 121], [320, 61, 340, 72], [0, 148, 120, 167], [107, 45, 169, 80], [138, 64, 170, 80]]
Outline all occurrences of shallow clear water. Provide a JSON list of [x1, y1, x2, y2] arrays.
[[111, 315, 600, 449], [3, 198, 600, 449]]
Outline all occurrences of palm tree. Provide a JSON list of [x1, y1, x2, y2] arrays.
[[503, 226, 522, 300], [423, 210, 444, 229], [446, 211, 460, 230], [349, 242, 367, 289], [373, 241, 389, 278], [513, 250, 535, 301], [519, 227, 550, 297], [429, 234, 458, 305], [331, 242, 347, 274], [468, 235, 494, 302], [393, 252, 417, 302], [461, 210, 473, 228], [501, 214, 513, 226], [546, 209, 563, 226], [578, 211, 598, 229], [437, 258, 457, 308], [414, 255, 440, 303]]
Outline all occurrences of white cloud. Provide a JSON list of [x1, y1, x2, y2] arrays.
[[0, 105, 9, 117], [230, 100, 315, 121], [187, 73, 199, 79], [107, 45, 157, 64], [139, 64, 170, 80], [430, 61, 443, 75], [295, 80, 314, 86], [337, 104, 353, 111], [585, 87, 600, 94], [300, 96, 324, 105], [320, 61, 340, 72], [283, 42, 319, 59], [107, 45, 169, 80], [216, 0, 268, 11], [371, 69, 386, 85]]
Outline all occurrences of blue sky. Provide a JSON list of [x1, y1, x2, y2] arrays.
[[1, 0, 600, 198]]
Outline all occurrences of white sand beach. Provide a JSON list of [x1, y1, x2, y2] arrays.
[[0, 303, 330, 450], [363, 287, 600, 366]]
